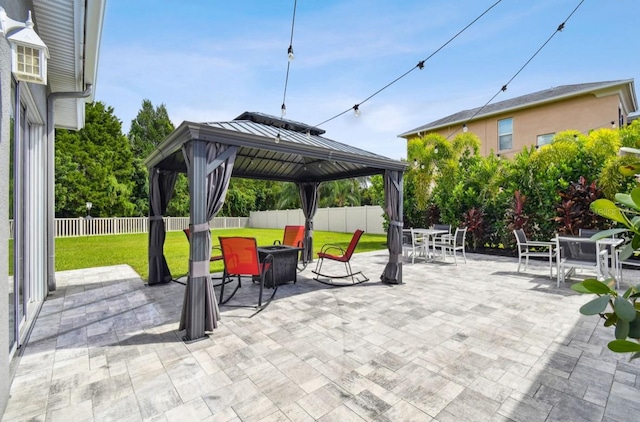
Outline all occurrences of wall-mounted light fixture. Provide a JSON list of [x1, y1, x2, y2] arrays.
[[0, 7, 49, 84]]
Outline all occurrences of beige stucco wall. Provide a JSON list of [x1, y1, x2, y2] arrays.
[[413, 92, 624, 158]]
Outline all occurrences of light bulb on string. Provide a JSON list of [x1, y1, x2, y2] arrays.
[[287, 45, 294, 61], [462, 124, 468, 133], [281, 103, 286, 117], [353, 104, 360, 116], [275, 133, 281, 144]]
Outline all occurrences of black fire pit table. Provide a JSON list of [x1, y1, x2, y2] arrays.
[[256, 245, 304, 287]]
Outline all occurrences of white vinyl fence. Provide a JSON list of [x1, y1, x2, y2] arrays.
[[8, 206, 384, 238], [8, 216, 249, 239], [249, 205, 386, 234]]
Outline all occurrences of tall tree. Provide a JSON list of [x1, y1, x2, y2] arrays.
[[128, 99, 175, 157], [55, 102, 135, 217], [128, 99, 176, 216]]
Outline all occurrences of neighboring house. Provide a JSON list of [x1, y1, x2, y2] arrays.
[[398, 79, 638, 157], [0, 0, 105, 417]]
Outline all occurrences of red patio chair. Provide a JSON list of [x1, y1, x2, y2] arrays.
[[218, 236, 276, 314], [312, 229, 368, 286], [273, 225, 307, 271]]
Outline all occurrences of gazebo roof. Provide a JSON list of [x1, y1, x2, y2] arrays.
[[144, 112, 407, 182]]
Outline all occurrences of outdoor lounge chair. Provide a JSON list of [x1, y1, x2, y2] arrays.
[[218, 236, 276, 315], [273, 225, 307, 271], [513, 229, 556, 279], [312, 229, 369, 286]]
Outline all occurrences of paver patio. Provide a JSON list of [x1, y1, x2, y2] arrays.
[[4, 250, 640, 421]]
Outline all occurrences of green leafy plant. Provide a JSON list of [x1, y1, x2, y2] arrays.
[[571, 278, 640, 358], [575, 184, 640, 358]]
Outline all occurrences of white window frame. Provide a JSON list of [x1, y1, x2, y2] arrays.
[[537, 133, 555, 147], [498, 118, 513, 151]]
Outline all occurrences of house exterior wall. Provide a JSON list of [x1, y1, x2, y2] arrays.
[[1, 0, 49, 417], [0, 18, 12, 421], [411, 91, 625, 158]]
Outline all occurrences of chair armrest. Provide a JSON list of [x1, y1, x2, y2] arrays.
[[320, 244, 345, 255], [210, 246, 224, 262], [273, 240, 282, 245], [524, 241, 554, 248]]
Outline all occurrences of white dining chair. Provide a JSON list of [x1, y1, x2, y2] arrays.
[[402, 228, 427, 264]]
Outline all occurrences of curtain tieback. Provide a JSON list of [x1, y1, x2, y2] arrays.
[[190, 222, 210, 233], [189, 259, 210, 278], [149, 215, 163, 221], [389, 220, 403, 227]]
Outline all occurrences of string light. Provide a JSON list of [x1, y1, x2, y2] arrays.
[[279, 0, 297, 120], [353, 104, 360, 116], [275, 133, 281, 143], [463, 124, 468, 133], [448, 0, 585, 140], [314, 0, 503, 128]]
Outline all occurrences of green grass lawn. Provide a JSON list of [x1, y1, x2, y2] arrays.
[[48, 228, 387, 281]]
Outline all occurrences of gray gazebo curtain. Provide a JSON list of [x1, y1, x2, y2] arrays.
[[148, 168, 178, 285], [381, 170, 404, 284], [179, 141, 237, 341], [298, 181, 320, 263]]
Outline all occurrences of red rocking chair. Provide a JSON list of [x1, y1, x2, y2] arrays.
[[312, 229, 369, 286]]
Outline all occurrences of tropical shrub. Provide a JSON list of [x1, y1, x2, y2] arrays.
[[462, 207, 485, 250], [554, 176, 608, 235]]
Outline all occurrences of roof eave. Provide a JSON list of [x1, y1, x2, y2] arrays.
[[399, 79, 637, 137], [145, 122, 408, 173]]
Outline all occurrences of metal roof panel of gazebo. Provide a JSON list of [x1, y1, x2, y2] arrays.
[[144, 112, 408, 182]]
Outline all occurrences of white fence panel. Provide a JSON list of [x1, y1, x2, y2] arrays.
[[8, 216, 249, 239], [249, 206, 385, 234], [327, 208, 347, 233], [9, 209, 381, 238], [314, 208, 329, 232], [360, 206, 385, 234]]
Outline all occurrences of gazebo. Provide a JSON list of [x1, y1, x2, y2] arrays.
[[144, 112, 408, 342]]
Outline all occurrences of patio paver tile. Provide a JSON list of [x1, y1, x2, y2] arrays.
[[5, 253, 640, 421]]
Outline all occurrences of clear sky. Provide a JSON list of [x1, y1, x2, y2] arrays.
[[95, 0, 640, 161]]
